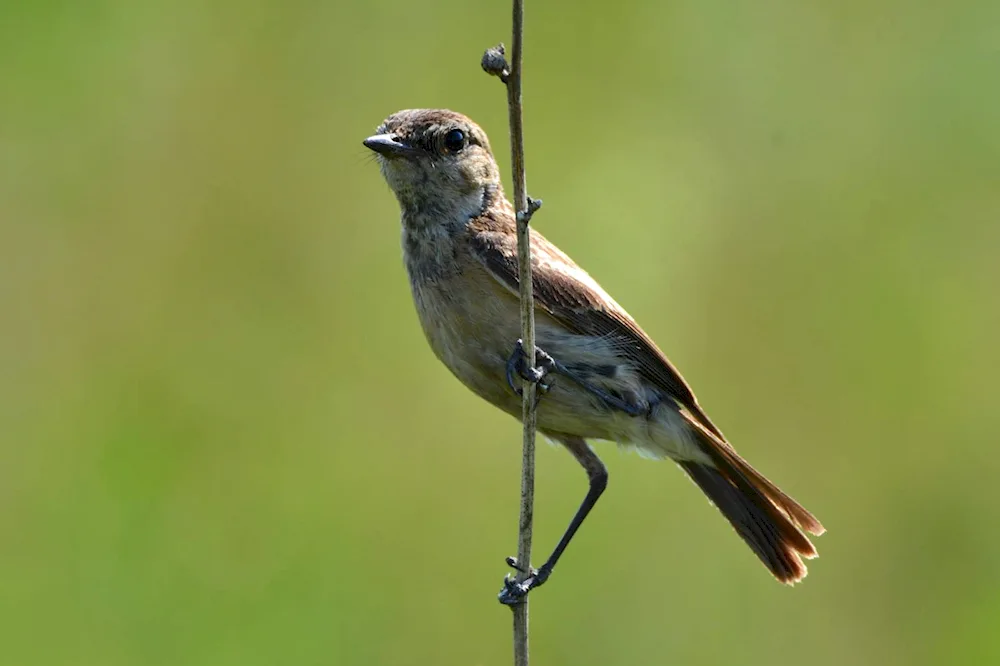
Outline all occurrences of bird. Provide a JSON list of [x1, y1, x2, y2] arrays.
[[363, 108, 824, 604]]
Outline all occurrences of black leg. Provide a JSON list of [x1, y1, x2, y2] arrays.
[[498, 436, 608, 606]]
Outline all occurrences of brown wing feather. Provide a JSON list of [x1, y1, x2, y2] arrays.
[[467, 211, 825, 538], [466, 211, 723, 439]]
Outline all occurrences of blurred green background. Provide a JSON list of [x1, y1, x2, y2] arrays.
[[2, 0, 999, 664]]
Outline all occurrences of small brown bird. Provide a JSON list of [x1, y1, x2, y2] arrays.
[[364, 109, 824, 603]]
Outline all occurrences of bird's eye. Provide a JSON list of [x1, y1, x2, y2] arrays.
[[444, 129, 466, 152]]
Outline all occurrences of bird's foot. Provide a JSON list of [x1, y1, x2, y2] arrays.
[[504, 339, 650, 418], [497, 557, 552, 606], [505, 339, 558, 398]]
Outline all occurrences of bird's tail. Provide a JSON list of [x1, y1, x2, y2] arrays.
[[678, 417, 825, 583]]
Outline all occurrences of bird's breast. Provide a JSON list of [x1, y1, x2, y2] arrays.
[[407, 261, 523, 414]]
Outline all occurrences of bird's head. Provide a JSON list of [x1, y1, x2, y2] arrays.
[[364, 109, 502, 223]]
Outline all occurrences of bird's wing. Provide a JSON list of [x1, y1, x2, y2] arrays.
[[467, 213, 725, 440]]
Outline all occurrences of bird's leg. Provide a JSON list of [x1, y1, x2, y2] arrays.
[[499, 436, 608, 605], [505, 339, 648, 416]]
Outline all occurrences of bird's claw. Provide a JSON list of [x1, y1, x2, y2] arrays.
[[505, 339, 558, 399], [505, 556, 534, 574], [498, 575, 533, 606], [497, 558, 551, 606]]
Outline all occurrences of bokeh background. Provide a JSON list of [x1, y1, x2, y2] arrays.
[[2, 0, 999, 664]]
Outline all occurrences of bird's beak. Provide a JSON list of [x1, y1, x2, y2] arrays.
[[363, 133, 417, 158]]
